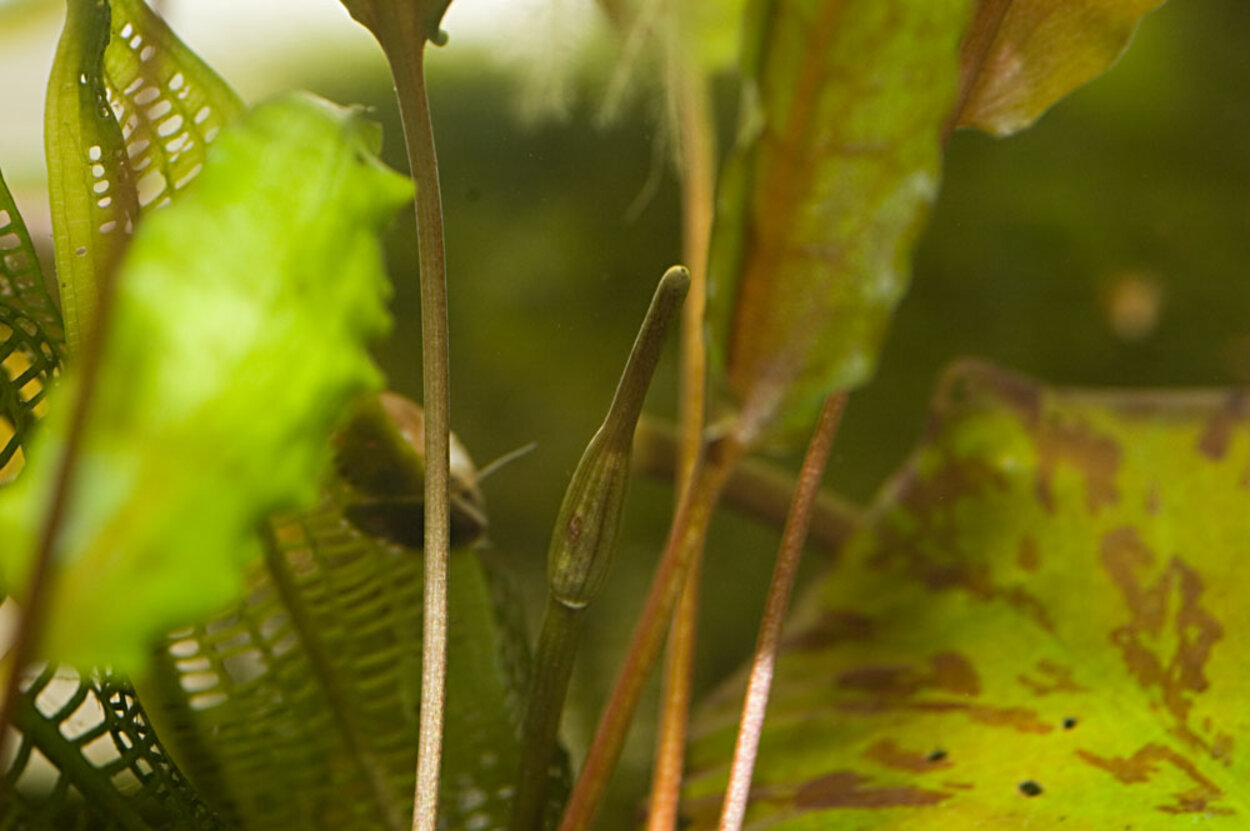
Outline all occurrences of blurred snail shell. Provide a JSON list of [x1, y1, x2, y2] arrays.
[[333, 392, 487, 548]]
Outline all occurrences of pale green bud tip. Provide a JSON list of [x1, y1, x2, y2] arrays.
[[546, 265, 690, 609]]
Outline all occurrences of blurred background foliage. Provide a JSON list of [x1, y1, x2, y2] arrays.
[[1, 0, 1248, 826]]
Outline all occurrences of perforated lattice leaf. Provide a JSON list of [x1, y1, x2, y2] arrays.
[[2, 667, 226, 830], [0, 169, 61, 485], [45, 0, 242, 354], [136, 494, 536, 831], [685, 361, 1250, 829]]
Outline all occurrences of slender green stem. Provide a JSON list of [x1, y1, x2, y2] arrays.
[[556, 433, 744, 831], [514, 268, 689, 831], [510, 599, 584, 831], [717, 393, 847, 831], [377, 20, 451, 831]]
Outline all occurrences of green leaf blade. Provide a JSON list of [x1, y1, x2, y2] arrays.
[[708, 0, 974, 445], [0, 93, 413, 674], [954, 0, 1168, 137], [685, 361, 1250, 828]]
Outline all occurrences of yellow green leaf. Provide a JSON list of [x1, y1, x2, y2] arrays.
[[707, 0, 974, 446], [954, 0, 1168, 137], [0, 93, 412, 674], [685, 360, 1250, 828]]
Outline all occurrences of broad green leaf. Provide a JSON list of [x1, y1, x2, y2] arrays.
[[0, 92, 413, 673], [135, 396, 545, 831], [707, 0, 974, 446], [45, 0, 243, 354], [954, 0, 1168, 137], [1, 168, 61, 484], [685, 361, 1250, 828]]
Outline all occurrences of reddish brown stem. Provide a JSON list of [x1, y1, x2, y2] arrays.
[[645, 47, 716, 831], [716, 393, 847, 831]]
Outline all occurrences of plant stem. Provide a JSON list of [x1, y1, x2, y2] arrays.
[[510, 599, 583, 831], [556, 434, 743, 831], [717, 393, 847, 831], [378, 22, 451, 831], [632, 416, 863, 553], [0, 243, 127, 778], [646, 49, 715, 831]]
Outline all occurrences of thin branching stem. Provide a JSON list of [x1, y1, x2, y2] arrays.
[[379, 21, 452, 831], [557, 434, 743, 831], [645, 48, 716, 831], [717, 393, 847, 831]]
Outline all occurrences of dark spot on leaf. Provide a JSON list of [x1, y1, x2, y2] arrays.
[[1077, 743, 1232, 815], [1018, 780, 1043, 797], [863, 739, 950, 773], [1062, 717, 1078, 730], [793, 771, 950, 810]]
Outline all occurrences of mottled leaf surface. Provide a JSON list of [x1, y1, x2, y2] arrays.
[[954, 0, 1167, 137], [685, 361, 1250, 828], [707, 0, 973, 445], [0, 93, 412, 673]]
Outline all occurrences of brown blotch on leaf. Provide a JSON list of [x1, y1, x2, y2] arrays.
[[1101, 527, 1223, 741], [1018, 660, 1087, 697], [837, 652, 979, 699], [1035, 412, 1121, 515], [783, 610, 876, 651], [793, 771, 950, 810], [931, 652, 980, 696], [1017, 536, 1041, 572], [1077, 743, 1232, 815], [1196, 390, 1250, 460], [863, 739, 952, 773]]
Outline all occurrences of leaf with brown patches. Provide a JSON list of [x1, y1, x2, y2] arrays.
[[953, 0, 1169, 137], [684, 360, 1250, 829], [706, 0, 974, 446]]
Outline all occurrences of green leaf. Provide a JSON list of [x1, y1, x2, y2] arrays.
[[45, 0, 243, 354], [707, 0, 974, 446], [0, 92, 413, 673], [1, 169, 61, 485], [953, 0, 1168, 137], [45, 0, 140, 355], [134, 397, 541, 831], [685, 361, 1250, 828]]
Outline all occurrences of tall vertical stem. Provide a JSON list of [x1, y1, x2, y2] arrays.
[[381, 26, 451, 831], [646, 49, 716, 831], [717, 393, 846, 831]]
